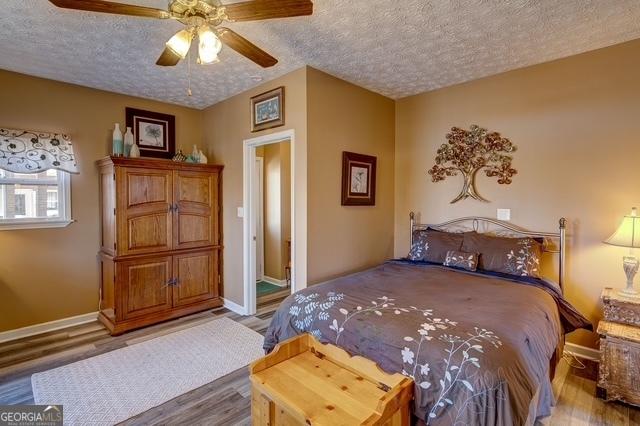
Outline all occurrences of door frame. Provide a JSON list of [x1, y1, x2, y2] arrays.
[[243, 129, 303, 315], [254, 156, 265, 282]]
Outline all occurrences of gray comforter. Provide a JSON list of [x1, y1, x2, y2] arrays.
[[263, 261, 591, 425]]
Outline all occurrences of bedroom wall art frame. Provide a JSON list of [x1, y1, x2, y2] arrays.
[[250, 86, 285, 132], [428, 125, 517, 204], [125, 107, 175, 159], [341, 151, 377, 206]]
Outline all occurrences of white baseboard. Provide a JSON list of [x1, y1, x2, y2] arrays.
[[223, 298, 248, 316], [0, 311, 99, 344], [263, 276, 287, 287], [564, 342, 600, 362]]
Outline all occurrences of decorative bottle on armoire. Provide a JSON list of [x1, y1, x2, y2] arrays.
[[129, 141, 140, 158], [123, 127, 134, 157], [112, 123, 123, 157]]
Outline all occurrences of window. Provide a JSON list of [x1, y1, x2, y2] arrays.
[[0, 169, 72, 230], [14, 193, 26, 216], [47, 190, 58, 211]]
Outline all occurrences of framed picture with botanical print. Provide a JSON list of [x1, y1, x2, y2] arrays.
[[125, 107, 175, 158], [341, 151, 377, 206], [251, 86, 285, 132]]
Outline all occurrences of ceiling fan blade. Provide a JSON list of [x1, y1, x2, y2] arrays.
[[223, 0, 313, 22], [217, 28, 278, 68], [156, 48, 182, 67], [48, 0, 170, 19]]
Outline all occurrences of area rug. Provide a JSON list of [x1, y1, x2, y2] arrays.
[[32, 317, 264, 425], [257, 280, 283, 296]]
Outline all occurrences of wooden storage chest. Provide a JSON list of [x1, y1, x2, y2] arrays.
[[249, 334, 413, 426]]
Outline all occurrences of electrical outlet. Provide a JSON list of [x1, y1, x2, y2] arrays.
[[237, 207, 244, 218], [497, 209, 511, 221]]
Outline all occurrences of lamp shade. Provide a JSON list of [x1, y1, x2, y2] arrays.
[[605, 208, 640, 248]]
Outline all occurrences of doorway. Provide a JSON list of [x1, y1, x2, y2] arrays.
[[243, 129, 303, 315], [254, 142, 290, 299]]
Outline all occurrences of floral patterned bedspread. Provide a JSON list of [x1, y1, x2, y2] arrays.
[[264, 261, 591, 425]]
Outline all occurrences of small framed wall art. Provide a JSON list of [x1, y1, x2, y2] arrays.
[[125, 107, 175, 158], [341, 151, 377, 206], [251, 86, 285, 132]]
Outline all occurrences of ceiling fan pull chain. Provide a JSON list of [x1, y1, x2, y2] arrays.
[[187, 49, 193, 97]]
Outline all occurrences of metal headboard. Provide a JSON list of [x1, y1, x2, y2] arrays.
[[409, 212, 567, 290]]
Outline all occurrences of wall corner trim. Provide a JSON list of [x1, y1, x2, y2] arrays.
[[223, 298, 248, 316], [564, 342, 600, 362], [0, 311, 99, 344]]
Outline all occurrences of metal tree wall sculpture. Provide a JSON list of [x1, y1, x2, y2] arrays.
[[428, 125, 517, 204]]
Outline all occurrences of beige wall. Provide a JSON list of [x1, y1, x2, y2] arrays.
[[394, 39, 640, 348], [262, 142, 291, 280], [6, 37, 627, 346], [1, 65, 394, 329], [307, 68, 395, 283], [0, 70, 203, 332], [202, 67, 307, 306], [203, 66, 396, 303]]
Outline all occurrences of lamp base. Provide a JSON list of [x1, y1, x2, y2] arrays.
[[619, 255, 640, 298], [619, 287, 640, 299]]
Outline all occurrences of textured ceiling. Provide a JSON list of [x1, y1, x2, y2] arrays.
[[0, 1, 639, 109]]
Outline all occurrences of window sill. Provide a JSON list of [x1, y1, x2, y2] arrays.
[[0, 219, 75, 231]]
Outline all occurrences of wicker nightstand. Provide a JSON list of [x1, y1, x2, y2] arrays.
[[597, 288, 640, 406]]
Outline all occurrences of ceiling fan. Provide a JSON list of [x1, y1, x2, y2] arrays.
[[48, 0, 314, 68]]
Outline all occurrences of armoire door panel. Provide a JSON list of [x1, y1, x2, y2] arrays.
[[177, 214, 211, 246], [172, 250, 217, 307], [118, 167, 173, 255], [127, 173, 170, 207], [120, 257, 172, 320], [177, 175, 211, 205], [173, 170, 218, 249], [127, 213, 170, 251]]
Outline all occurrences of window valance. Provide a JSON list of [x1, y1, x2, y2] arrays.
[[0, 127, 78, 174]]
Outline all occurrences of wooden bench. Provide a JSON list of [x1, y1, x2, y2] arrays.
[[249, 334, 413, 425]]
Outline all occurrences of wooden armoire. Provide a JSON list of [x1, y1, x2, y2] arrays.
[[97, 156, 223, 335]]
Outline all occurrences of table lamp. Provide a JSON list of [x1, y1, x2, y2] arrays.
[[605, 207, 640, 298]]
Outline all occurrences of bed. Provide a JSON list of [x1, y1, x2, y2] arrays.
[[263, 214, 592, 425]]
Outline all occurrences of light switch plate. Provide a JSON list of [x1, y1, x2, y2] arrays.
[[497, 208, 511, 221], [237, 207, 244, 218]]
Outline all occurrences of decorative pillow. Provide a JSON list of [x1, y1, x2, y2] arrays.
[[461, 233, 543, 278], [407, 230, 429, 261], [443, 250, 478, 271], [407, 229, 466, 263]]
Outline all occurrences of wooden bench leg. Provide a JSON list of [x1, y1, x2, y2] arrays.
[[382, 405, 410, 426], [252, 385, 275, 425]]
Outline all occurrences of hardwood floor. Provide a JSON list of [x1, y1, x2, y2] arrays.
[[1, 289, 638, 425]]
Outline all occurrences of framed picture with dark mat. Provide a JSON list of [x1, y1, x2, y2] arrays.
[[126, 107, 175, 158], [341, 151, 377, 206]]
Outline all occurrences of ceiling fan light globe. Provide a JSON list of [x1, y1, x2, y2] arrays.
[[198, 25, 222, 64], [166, 28, 193, 59], [197, 55, 220, 65]]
